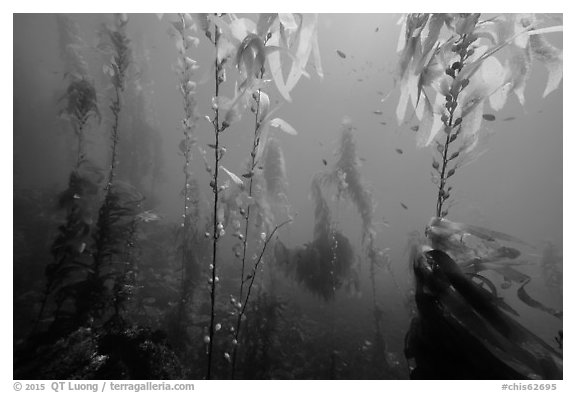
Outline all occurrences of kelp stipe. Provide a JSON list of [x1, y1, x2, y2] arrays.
[[226, 13, 323, 378], [91, 183, 144, 320], [169, 13, 204, 346], [205, 16, 224, 380], [230, 219, 291, 377], [101, 14, 131, 192], [228, 21, 281, 378], [322, 118, 395, 370], [89, 14, 135, 323], [109, 184, 146, 319], [236, 290, 287, 378]]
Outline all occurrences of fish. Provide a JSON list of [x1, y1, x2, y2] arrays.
[[336, 50, 347, 59], [410, 125, 419, 132], [375, 27, 379, 32], [502, 116, 516, 121], [401, 202, 408, 210], [373, 110, 383, 115], [137, 210, 161, 223], [380, 121, 387, 125], [395, 148, 403, 155], [322, 159, 327, 166], [482, 114, 496, 121]]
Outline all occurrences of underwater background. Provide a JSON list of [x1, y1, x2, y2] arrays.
[[13, 13, 562, 379]]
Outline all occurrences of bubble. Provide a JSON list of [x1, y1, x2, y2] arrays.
[[224, 352, 231, 362], [260, 232, 266, 241], [203, 335, 210, 344], [215, 323, 222, 331]]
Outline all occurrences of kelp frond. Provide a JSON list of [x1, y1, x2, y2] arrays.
[[323, 118, 375, 243], [311, 174, 331, 242], [262, 138, 288, 204], [61, 78, 101, 126], [394, 14, 563, 217], [274, 175, 356, 302], [89, 181, 144, 320], [37, 160, 104, 335], [56, 14, 89, 80]]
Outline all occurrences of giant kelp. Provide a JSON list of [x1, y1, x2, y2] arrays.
[[262, 138, 289, 205], [406, 247, 562, 379], [118, 50, 164, 203], [192, 13, 322, 378], [35, 15, 103, 337], [320, 118, 393, 369], [394, 14, 563, 217], [321, 118, 375, 243], [36, 160, 103, 337], [393, 16, 563, 378], [56, 14, 101, 168], [87, 14, 143, 325], [166, 13, 205, 350], [540, 242, 562, 292], [275, 175, 356, 302], [13, 12, 563, 381]]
